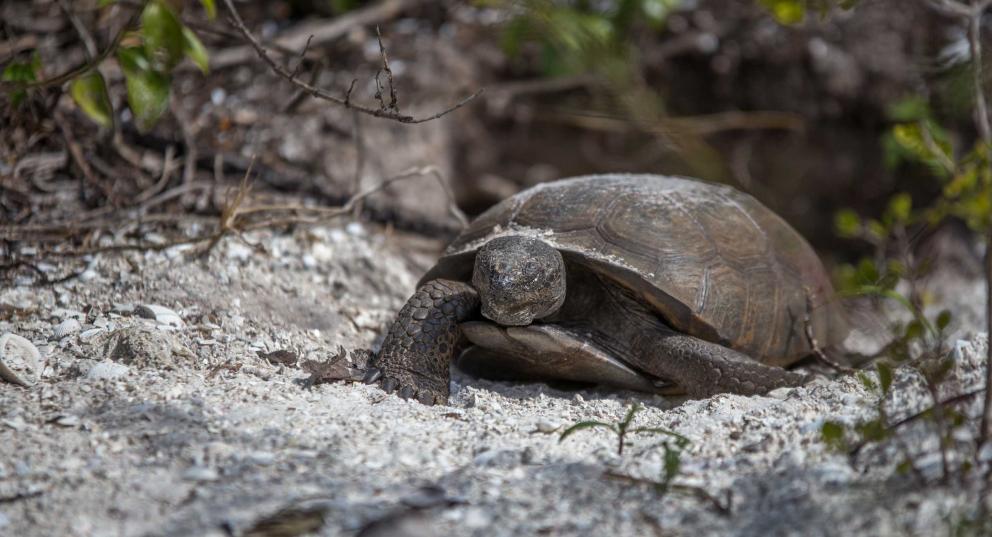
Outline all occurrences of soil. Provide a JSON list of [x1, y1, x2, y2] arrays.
[[0, 223, 988, 537]]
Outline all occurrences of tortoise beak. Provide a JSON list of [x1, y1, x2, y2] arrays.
[[481, 304, 534, 326]]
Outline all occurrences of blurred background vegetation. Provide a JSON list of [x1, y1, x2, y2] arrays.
[[1, 0, 987, 272]]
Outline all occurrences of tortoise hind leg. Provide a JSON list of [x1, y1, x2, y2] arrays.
[[630, 327, 812, 397]]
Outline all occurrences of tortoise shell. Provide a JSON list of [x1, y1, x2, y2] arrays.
[[420, 174, 847, 365]]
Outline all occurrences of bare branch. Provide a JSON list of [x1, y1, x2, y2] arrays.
[[288, 34, 315, 79], [219, 0, 482, 124]]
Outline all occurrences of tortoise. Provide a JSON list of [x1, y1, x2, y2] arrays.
[[363, 174, 847, 405]]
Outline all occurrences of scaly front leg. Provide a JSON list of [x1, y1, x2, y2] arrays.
[[365, 279, 479, 405]]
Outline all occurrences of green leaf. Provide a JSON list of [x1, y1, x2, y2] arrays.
[[834, 209, 862, 238], [856, 371, 877, 393], [181, 26, 209, 74], [855, 419, 888, 442], [558, 421, 616, 443], [904, 319, 924, 341], [895, 458, 914, 475], [2, 59, 38, 83], [891, 122, 954, 178], [885, 193, 912, 225], [142, 0, 186, 71], [2, 58, 38, 106], [855, 258, 880, 285], [876, 362, 893, 395], [200, 0, 216, 19], [936, 310, 952, 331], [662, 442, 683, 483], [886, 96, 931, 122], [123, 67, 170, 132], [70, 70, 114, 128], [630, 426, 691, 445], [820, 421, 847, 450], [117, 46, 151, 74], [619, 404, 641, 431], [865, 219, 888, 242], [760, 0, 805, 24]]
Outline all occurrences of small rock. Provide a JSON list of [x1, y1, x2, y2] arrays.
[[979, 442, 992, 462], [135, 304, 184, 327], [766, 387, 792, 399], [183, 466, 219, 482], [246, 452, 276, 466], [463, 508, 490, 529], [105, 326, 186, 369], [52, 415, 80, 428], [2, 417, 27, 431], [52, 318, 81, 339], [86, 361, 130, 380], [80, 328, 106, 341], [112, 303, 135, 315], [535, 419, 560, 433]]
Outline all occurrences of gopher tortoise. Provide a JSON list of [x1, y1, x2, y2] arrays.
[[364, 174, 847, 405]]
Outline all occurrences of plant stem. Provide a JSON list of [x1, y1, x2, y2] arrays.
[[966, 0, 992, 452]]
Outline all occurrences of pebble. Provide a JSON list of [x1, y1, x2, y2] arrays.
[[535, 419, 560, 433], [87, 361, 130, 380], [52, 318, 81, 339], [52, 415, 81, 428], [135, 304, 184, 328], [463, 507, 491, 529], [766, 387, 792, 400], [2, 417, 27, 431], [112, 303, 135, 315], [183, 466, 219, 482]]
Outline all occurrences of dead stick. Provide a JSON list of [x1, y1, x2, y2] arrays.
[[219, 0, 482, 124]]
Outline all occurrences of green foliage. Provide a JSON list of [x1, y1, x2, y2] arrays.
[[2, 55, 40, 106], [69, 71, 114, 128], [181, 27, 210, 74], [559, 403, 688, 456], [119, 47, 172, 132], [820, 420, 848, 451], [496, 0, 679, 77], [825, 90, 990, 487], [142, 1, 187, 71], [758, 0, 860, 25], [3, 0, 211, 131]]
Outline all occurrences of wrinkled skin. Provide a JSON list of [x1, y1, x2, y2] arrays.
[[472, 236, 566, 326]]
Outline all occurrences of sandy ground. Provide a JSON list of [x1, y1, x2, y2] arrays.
[[0, 223, 989, 537]]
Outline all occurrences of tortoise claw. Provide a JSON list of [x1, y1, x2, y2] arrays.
[[363, 367, 382, 384], [398, 386, 416, 399], [417, 392, 435, 406], [382, 378, 399, 393]]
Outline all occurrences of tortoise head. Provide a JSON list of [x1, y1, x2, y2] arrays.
[[472, 235, 566, 326]]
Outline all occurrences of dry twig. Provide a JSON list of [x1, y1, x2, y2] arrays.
[[219, 0, 482, 124]]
